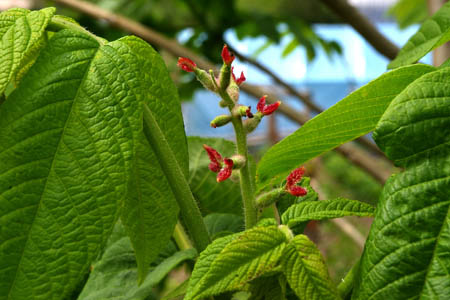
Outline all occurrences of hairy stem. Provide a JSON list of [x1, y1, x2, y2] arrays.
[[230, 116, 257, 229], [143, 103, 210, 252], [337, 259, 360, 299]]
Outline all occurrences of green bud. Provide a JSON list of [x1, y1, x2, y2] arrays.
[[194, 68, 216, 92], [232, 105, 251, 117], [278, 225, 294, 241], [227, 79, 240, 102], [243, 113, 262, 134], [230, 154, 246, 169], [255, 187, 285, 208], [219, 63, 231, 91], [210, 114, 232, 128]]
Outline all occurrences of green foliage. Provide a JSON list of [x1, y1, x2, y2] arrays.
[[388, 2, 450, 68], [78, 223, 197, 300], [0, 7, 54, 96], [117, 35, 187, 284], [282, 235, 339, 300], [256, 64, 435, 190], [188, 137, 243, 215], [185, 226, 288, 300], [387, 0, 427, 29], [204, 213, 244, 239], [353, 67, 450, 299], [282, 199, 375, 228]]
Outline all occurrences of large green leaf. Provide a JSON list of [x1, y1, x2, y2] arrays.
[[204, 213, 244, 239], [78, 223, 197, 300], [282, 198, 375, 228], [387, 0, 427, 29], [282, 235, 339, 300], [116, 36, 187, 283], [0, 8, 54, 95], [248, 275, 287, 300], [256, 64, 435, 190], [388, 2, 450, 69], [185, 226, 288, 300], [187, 137, 243, 215], [353, 67, 450, 299], [0, 29, 150, 299]]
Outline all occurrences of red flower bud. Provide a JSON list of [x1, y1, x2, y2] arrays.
[[217, 158, 234, 182], [221, 44, 235, 65], [286, 166, 307, 197], [256, 95, 281, 116], [232, 67, 246, 85], [177, 57, 196, 72]]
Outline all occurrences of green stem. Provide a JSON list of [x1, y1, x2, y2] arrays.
[[143, 103, 210, 252], [337, 259, 360, 299], [173, 221, 194, 251], [48, 15, 107, 45], [230, 116, 257, 229]]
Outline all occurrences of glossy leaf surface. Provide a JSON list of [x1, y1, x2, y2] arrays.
[[353, 67, 450, 299], [256, 64, 435, 190], [388, 2, 450, 68]]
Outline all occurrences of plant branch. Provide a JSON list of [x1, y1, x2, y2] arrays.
[[319, 0, 399, 60], [142, 103, 210, 252], [230, 116, 258, 228], [173, 221, 194, 251], [52, 0, 391, 185]]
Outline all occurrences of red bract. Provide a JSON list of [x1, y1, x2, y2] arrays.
[[217, 158, 234, 182], [177, 57, 196, 72], [203, 144, 223, 172], [256, 95, 281, 115], [232, 67, 246, 85], [221, 44, 235, 65], [203, 145, 234, 182], [286, 166, 307, 197]]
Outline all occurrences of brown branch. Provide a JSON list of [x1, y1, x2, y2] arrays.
[[52, 0, 391, 184], [228, 45, 385, 157], [320, 0, 400, 60]]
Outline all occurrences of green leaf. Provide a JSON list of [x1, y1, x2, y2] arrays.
[[248, 275, 287, 300], [78, 223, 197, 300], [0, 29, 148, 299], [388, 2, 450, 68], [0, 8, 55, 95], [185, 233, 240, 300], [353, 67, 450, 299], [185, 226, 288, 300], [256, 64, 435, 190], [188, 137, 244, 215], [282, 198, 375, 228], [204, 213, 244, 239], [116, 36, 187, 283], [387, 0, 428, 29], [282, 235, 340, 300]]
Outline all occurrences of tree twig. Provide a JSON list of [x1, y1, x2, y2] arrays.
[[52, 0, 391, 184], [319, 0, 400, 60]]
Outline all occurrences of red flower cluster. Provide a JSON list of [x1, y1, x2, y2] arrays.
[[286, 166, 307, 196], [203, 144, 234, 182], [257, 96, 281, 116]]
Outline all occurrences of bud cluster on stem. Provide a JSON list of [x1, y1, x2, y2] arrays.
[[178, 44, 282, 229]]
